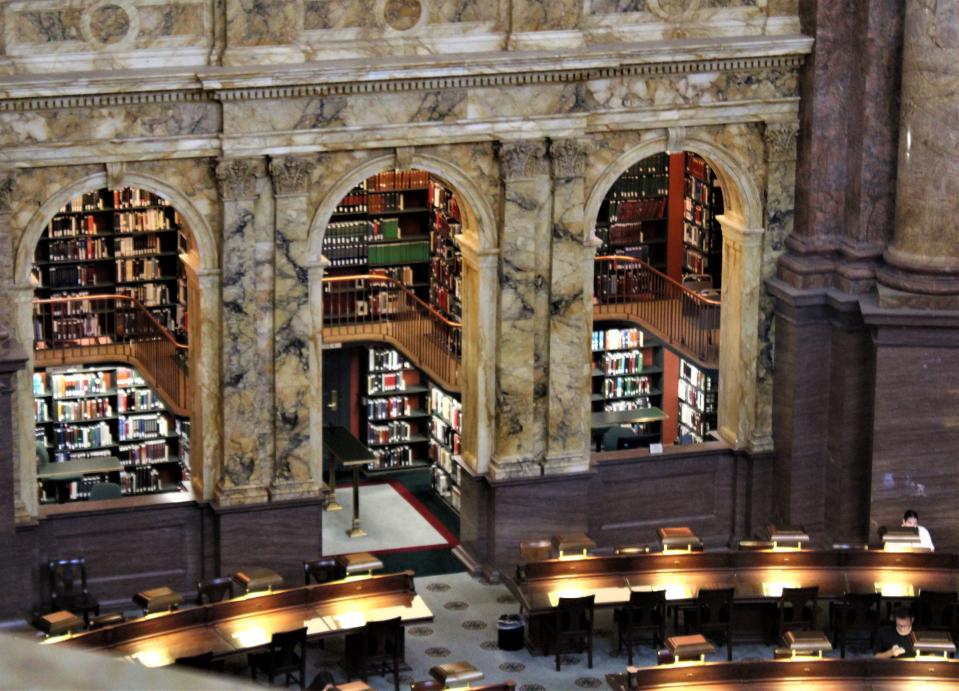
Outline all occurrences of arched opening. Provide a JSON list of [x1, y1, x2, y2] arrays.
[[586, 136, 764, 451], [310, 162, 489, 570], [12, 174, 219, 517]]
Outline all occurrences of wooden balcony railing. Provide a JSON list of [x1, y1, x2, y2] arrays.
[[322, 274, 462, 392], [594, 255, 721, 368], [32, 294, 190, 417]]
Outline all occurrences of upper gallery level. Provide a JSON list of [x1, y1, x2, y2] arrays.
[[0, 0, 801, 76]]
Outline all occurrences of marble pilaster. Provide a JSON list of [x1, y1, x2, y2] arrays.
[[11, 284, 36, 522], [489, 140, 551, 480], [716, 215, 764, 450], [269, 156, 320, 501], [878, 0, 959, 304], [543, 139, 591, 475], [215, 157, 271, 506], [195, 268, 223, 502]]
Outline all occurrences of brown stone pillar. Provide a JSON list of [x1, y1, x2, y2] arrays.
[[878, 1, 959, 304]]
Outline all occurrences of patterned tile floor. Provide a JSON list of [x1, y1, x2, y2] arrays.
[[288, 572, 867, 690]]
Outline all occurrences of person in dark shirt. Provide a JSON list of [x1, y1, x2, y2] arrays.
[[874, 606, 916, 658]]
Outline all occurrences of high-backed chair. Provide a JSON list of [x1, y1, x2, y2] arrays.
[[344, 616, 403, 691], [916, 590, 959, 638], [89, 482, 122, 501], [48, 558, 100, 626], [829, 592, 881, 658], [544, 594, 595, 671], [248, 627, 307, 688], [683, 588, 735, 661], [196, 576, 234, 605], [304, 558, 340, 585], [776, 586, 819, 639], [615, 590, 666, 666]]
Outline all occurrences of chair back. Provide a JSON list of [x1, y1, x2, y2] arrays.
[[916, 590, 959, 630], [49, 558, 89, 607], [364, 616, 402, 657], [196, 576, 234, 605], [175, 650, 214, 670], [626, 589, 666, 629], [696, 587, 734, 626], [269, 627, 307, 671], [556, 594, 595, 634], [89, 482, 122, 500], [778, 586, 818, 623], [840, 592, 881, 627], [304, 557, 340, 585], [519, 540, 553, 563], [89, 612, 125, 629]]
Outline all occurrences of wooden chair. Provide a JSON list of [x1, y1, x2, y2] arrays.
[[89, 482, 122, 500], [196, 576, 234, 604], [544, 594, 595, 671], [248, 627, 307, 688], [916, 590, 959, 638], [683, 588, 735, 661], [48, 558, 99, 626], [615, 589, 666, 666], [304, 557, 340, 585], [829, 592, 881, 658], [344, 616, 403, 691], [776, 586, 819, 639]]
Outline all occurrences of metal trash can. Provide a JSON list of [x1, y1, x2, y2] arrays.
[[497, 613, 525, 651]]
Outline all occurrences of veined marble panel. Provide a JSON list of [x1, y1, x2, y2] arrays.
[[226, 0, 298, 46]]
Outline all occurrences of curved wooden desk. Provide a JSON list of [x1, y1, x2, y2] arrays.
[[49, 571, 432, 667], [624, 658, 958, 689]]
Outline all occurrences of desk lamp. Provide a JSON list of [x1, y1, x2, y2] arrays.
[[551, 532, 595, 559], [881, 527, 928, 552], [913, 631, 957, 659], [336, 552, 384, 579], [232, 567, 284, 594], [37, 611, 84, 638], [657, 527, 703, 553], [768, 524, 810, 551]]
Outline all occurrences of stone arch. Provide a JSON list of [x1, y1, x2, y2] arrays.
[[10, 168, 222, 517], [306, 151, 498, 476], [583, 129, 766, 450]]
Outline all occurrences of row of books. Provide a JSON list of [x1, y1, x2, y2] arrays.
[[118, 283, 171, 306], [43, 315, 101, 341], [51, 398, 114, 421], [367, 169, 430, 191], [685, 175, 710, 205], [119, 466, 165, 495], [368, 347, 411, 372], [430, 417, 461, 454], [117, 414, 170, 441], [114, 235, 163, 257], [335, 188, 368, 213], [604, 399, 653, 412], [46, 265, 104, 289], [602, 376, 654, 399], [367, 371, 408, 394], [368, 240, 430, 266], [598, 350, 644, 375], [118, 389, 160, 413], [367, 395, 417, 420], [684, 248, 709, 275], [608, 222, 659, 246], [370, 266, 415, 286], [115, 258, 164, 282], [34, 400, 49, 422], [681, 359, 714, 391], [371, 445, 417, 469], [367, 421, 414, 446], [61, 188, 169, 213], [47, 210, 173, 237], [119, 440, 170, 464], [430, 386, 462, 431], [592, 327, 643, 352], [52, 422, 113, 449], [430, 443, 460, 484], [47, 371, 113, 398], [679, 379, 712, 413], [45, 237, 110, 262], [684, 197, 710, 228], [683, 221, 718, 254], [610, 197, 668, 223], [367, 193, 408, 213]]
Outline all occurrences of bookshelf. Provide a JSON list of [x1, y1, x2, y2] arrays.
[[362, 346, 431, 472], [33, 364, 188, 504], [32, 187, 189, 346], [594, 153, 670, 271], [677, 358, 718, 444], [322, 169, 464, 325], [428, 383, 463, 514], [682, 153, 725, 288], [591, 323, 665, 448]]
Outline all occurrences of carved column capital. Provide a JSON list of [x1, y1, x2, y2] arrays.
[[215, 158, 265, 201], [765, 121, 799, 162], [666, 126, 687, 154], [105, 161, 126, 190], [498, 139, 549, 180], [549, 138, 588, 179], [268, 156, 313, 197]]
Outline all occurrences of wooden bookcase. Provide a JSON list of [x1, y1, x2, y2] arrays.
[[677, 358, 719, 443], [682, 152, 725, 288], [428, 383, 463, 514]]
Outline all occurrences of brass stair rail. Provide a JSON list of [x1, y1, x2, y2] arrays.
[[594, 255, 721, 368], [32, 294, 190, 416], [321, 273, 462, 391]]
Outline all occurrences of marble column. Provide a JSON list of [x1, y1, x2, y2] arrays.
[[543, 139, 591, 475], [716, 214, 764, 450], [458, 232, 497, 477], [269, 156, 320, 501], [195, 268, 223, 502], [878, 0, 959, 305], [306, 260, 327, 493], [215, 158, 271, 506], [489, 140, 552, 480], [11, 284, 35, 522]]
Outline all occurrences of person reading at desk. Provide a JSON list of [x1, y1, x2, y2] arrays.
[[902, 509, 935, 551], [874, 606, 916, 659]]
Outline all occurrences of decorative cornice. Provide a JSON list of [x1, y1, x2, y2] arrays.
[[0, 54, 806, 112], [765, 121, 799, 162], [268, 156, 313, 197], [499, 140, 549, 180], [549, 139, 588, 179], [215, 158, 264, 201]]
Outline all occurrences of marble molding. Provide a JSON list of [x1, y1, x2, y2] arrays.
[[878, 0, 959, 302], [269, 155, 320, 501]]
